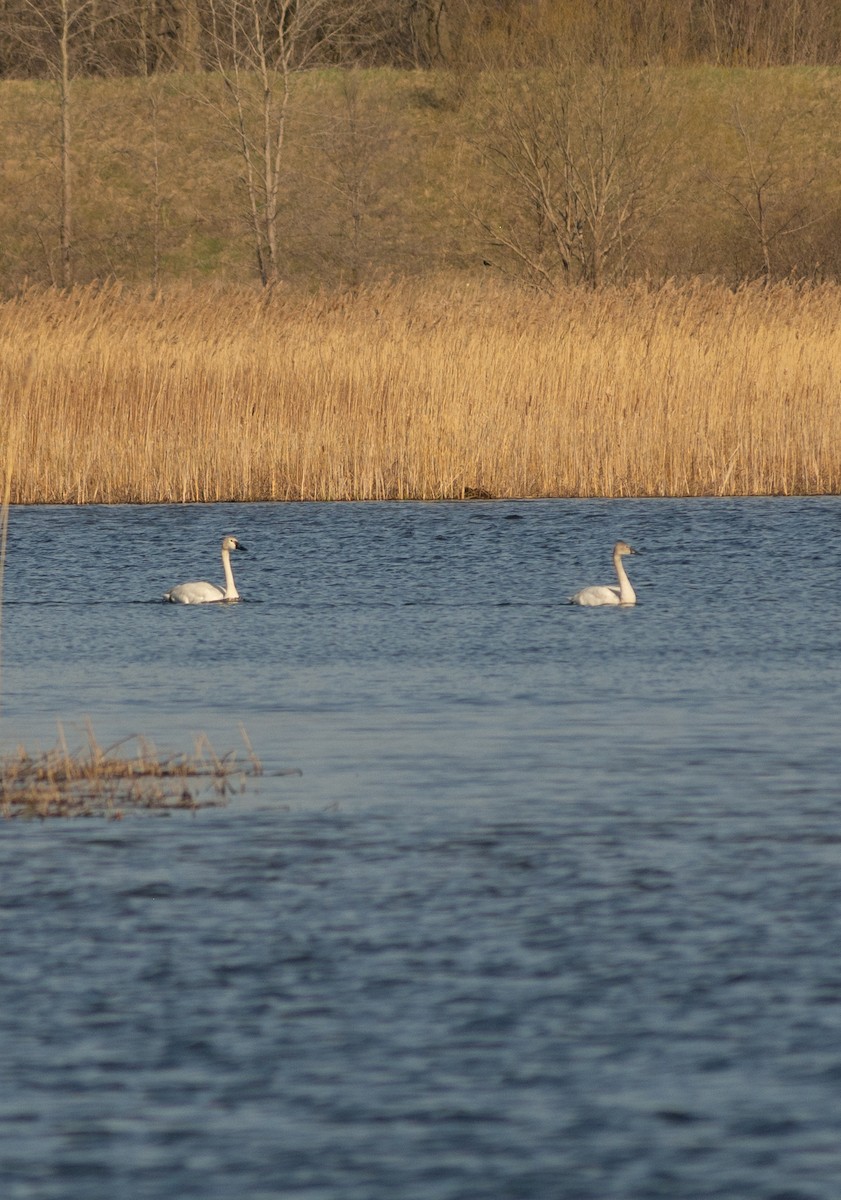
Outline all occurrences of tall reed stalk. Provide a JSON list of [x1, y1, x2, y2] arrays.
[[2, 278, 841, 503]]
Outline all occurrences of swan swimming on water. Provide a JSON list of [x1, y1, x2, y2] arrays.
[[164, 535, 247, 604], [569, 541, 639, 606]]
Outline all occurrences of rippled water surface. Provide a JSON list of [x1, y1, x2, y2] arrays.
[[2, 498, 841, 1200]]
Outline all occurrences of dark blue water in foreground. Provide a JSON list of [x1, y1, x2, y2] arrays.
[[2, 498, 841, 1200]]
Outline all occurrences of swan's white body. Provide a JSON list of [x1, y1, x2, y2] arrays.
[[570, 541, 639, 606], [164, 536, 247, 604]]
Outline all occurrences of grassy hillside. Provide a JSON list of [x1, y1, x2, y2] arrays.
[[1, 65, 840, 290]]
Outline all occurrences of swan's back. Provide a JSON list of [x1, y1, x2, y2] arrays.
[[569, 583, 622, 606], [164, 580, 226, 605]]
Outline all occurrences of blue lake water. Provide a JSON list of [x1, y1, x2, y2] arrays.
[[1, 497, 841, 1199]]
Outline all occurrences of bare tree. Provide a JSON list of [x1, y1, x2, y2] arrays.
[[141, 79, 167, 291], [706, 97, 830, 281], [10, 0, 130, 284], [201, 0, 370, 284], [135, 0, 203, 72], [312, 70, 397, 288], [468, 57, 679, 288], [409, 0, 451, 65]]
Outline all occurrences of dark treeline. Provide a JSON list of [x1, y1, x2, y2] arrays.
[[3, 0, 841, 79]]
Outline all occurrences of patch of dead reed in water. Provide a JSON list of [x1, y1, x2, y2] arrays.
[[0, 722, 289, 820]]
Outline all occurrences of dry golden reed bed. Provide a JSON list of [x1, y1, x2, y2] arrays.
[[0, 724, 265, 820], [2, 277, 840, 502]]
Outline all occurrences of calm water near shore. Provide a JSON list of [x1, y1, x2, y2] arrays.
[[1, 497, 841, 1199]]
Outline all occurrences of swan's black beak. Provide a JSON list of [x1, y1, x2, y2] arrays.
[[236, 543, 247, 552]]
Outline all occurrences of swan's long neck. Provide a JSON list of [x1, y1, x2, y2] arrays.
[[221, 548, 239, 599], [613, 552, 636, 604]]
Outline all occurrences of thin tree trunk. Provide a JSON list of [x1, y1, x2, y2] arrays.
[[59, 0, 73, 288]]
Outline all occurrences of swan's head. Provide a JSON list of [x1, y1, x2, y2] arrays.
[[222, 535, 247, 553], [613, 540, 637, 557]]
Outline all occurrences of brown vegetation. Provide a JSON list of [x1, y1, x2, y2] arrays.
[[3, 277, 840, 503], [0, 723, 265, 818], [5, 1, 841, 78], [1, 64, 839, 293]]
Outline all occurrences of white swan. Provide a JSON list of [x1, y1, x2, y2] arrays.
[[164, 535, 247, 604], [569, 541, 639, 606]]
